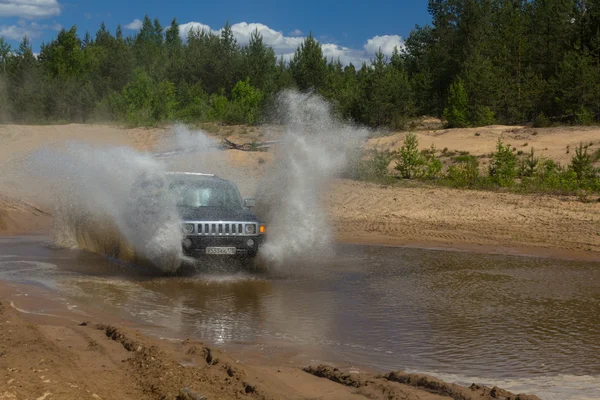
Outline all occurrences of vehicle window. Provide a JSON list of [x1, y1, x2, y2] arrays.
[[169, 180, 243, 209]]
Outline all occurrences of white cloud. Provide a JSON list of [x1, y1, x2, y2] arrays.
[[178, 21, 403, 66], [230, 22, 304, 54], [364, 35, 404, 56], [124, 18, 143, 31], [0, 21, 61, 40], [288, 29, 303, 37], [0, 0, 61, 19], [179, 21, 212, 38], [0, 24, 33, 40]]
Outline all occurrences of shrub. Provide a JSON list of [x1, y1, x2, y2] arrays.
[[345, 147, 393, 181], [422, 144, 443, 179], [570, 143, 597, 183], [206, 79, 265, 125], [574, 105, 594, 126], [114, 69, 178, 126], [446, 155, 480, 186], [231, 78, 264, 125], [175, 82, 211, 121], [533, 112, 551, 128], [443, 79, 469, 128], [489, 138, 518, 187], [471, 106, 495, 127], [520, 147, 539, 178], [395, 133, 424, 179]]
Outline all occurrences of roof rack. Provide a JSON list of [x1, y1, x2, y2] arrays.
[[165, 172, 216, 177]]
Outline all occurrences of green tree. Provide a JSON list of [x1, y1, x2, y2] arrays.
[[231, 78, 264, 124], [242, 29, 277, 92], [395, 133, 424, 179], [289, 33, 328, 91], [489, 138, 518, 187], [8, 36, 44, 121], [134, 15, 166, 78], [443, 79, 469, 128], [39, 26, 84, 78], [0, 37, 11, 73]]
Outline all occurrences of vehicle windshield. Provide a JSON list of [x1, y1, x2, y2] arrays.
[[169, 178, 243, 209]]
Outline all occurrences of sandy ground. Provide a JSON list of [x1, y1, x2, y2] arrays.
[[330, 180, 600, 260], [0, 122, 598, 259], [0, 281, 539, 400]]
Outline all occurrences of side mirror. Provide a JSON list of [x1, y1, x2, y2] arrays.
[[244, 198, 256, 208]]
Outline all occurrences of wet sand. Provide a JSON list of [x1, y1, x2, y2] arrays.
[[1, 236, 599, 399]]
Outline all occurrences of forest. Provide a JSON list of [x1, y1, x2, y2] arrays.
[[0, 0, 599, 129]]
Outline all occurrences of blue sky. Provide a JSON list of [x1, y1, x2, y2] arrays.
[[0, 0, 431, 64]]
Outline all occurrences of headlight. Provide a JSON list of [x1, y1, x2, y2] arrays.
[[182, 224, 194, 235], [245, 224, 256, 234]]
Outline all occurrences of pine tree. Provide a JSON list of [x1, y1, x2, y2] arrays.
[[443, 79, 469, 128], [242, 29, 277, 92], [289, 32, 328, 91]]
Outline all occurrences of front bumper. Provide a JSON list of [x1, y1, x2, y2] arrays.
[[182, 235, 264, 258]]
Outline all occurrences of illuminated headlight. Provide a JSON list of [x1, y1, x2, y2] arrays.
[[182, 224, 194, 235], [245, 224, 256, 234]]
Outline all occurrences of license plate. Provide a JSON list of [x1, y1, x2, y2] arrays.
[[205, 247, 236, 255]]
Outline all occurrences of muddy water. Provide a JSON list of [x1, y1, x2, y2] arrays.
[[1, 236, 599, 400]]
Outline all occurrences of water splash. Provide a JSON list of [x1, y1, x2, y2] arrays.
[[257, 90, 368, 267], [24, 143, 183, 273]]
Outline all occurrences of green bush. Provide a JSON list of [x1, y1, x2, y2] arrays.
[[489, 138, 518, 187], [443, 79, 469, 128], [519, 147, 539, 178], [395, 133, 424, 179], [570, 143, 598, 183], [205, 79, 265, 125], [113, 69, 178, 125], [472, 106, 495, 127], [446, 155, 480, 186], [574, 106, 594, 126], [533, 112, 551, 128], [175, 82, 211, 121], [344, 147, 393, 182], [422, 144, 443, 179], [231, 78, 264, 125]]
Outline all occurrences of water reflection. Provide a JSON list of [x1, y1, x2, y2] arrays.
[[1, 237, 600, 399]]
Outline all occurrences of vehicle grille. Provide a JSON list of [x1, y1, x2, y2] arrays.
[[187, 222, 257, 236]]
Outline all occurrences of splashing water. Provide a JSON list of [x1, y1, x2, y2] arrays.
[[15, 91, 367, 273], [24, 143, 184, 273], [157, 123, 219, 156], [257, 91, 368, 266]]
